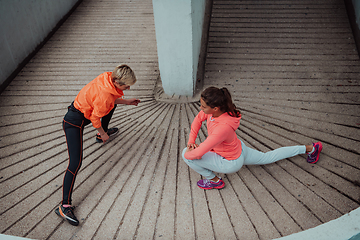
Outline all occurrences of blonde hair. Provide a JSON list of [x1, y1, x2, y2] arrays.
[[111, 64, 136, 86]]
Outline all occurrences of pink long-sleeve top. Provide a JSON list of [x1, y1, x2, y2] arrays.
[[184, 110, 242, 160]]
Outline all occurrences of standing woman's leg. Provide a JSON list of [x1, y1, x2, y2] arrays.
[[56, 108, 90, 226], [100, 104, 117, 132], [62, 118, 85, 205], [96, 105, 118, 143]]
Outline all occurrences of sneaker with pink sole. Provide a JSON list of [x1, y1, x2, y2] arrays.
[[307, 142, 323, 164], [197, 178, 225, 190]]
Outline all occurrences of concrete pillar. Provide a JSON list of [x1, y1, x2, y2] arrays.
[[152, 0, 206, 96]]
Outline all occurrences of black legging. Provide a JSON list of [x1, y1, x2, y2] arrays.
[[61, 102, 116, 205]]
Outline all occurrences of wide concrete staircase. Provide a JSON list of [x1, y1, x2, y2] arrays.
[[0, 0, 359, 239]]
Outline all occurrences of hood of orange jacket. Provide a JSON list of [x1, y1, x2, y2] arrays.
[[73, 72, 124, 128]]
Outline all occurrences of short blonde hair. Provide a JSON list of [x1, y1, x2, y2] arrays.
[[111, 64, 136, 86]]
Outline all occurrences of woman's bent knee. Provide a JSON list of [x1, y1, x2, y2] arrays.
[[182, 147, 188, 160]]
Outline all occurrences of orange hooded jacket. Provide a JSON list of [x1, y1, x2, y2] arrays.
[[73, 72, 124, 128]]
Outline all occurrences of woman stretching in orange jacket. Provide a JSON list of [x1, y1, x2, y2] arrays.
[[55, 64, 140, 226]]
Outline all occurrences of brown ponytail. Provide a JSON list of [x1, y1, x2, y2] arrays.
[[201, 87, 241, 118]]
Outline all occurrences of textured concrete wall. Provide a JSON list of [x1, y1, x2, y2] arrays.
[[152, 0, 206, 96], [0, 0, 79, 87]]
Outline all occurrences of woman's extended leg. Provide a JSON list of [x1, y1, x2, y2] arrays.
[[241, 141, 306, 166]]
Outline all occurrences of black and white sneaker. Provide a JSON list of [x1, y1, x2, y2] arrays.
[[95, 127, 119, 143], [55, 205, 79, 226]]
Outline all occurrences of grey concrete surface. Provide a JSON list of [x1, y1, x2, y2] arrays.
[[0, 0, 359, 239]]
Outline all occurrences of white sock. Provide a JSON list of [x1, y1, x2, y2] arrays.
[[308, 147, 315, 155], [213, 177, 220, 183]]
